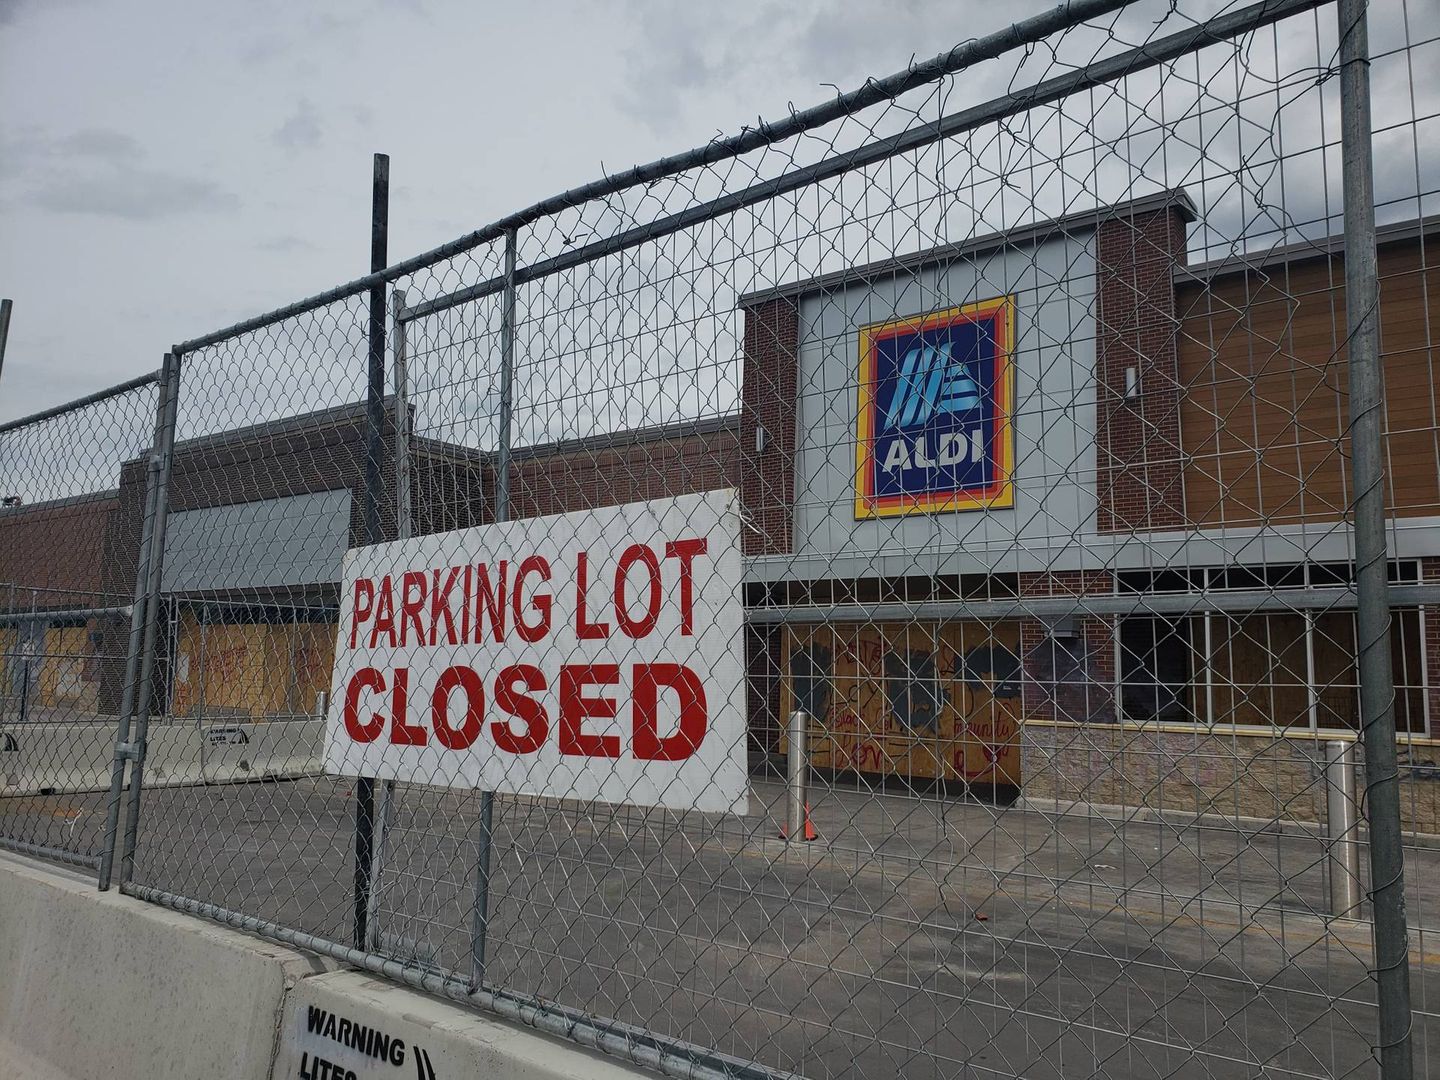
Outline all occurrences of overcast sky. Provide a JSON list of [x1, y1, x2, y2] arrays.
[[0, 0, 1042, 421], [1, 0, 1434, 427]]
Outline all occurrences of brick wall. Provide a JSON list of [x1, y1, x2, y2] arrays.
[[740, 298, 799, 556], [409, 423, 743, 531], [0, 493, 119, 610], [1095, 205, 1191, 532], [0, 493, 123, 717], [106, 404, 396, 605], [102, 404, 396, 714], [411, 441, 491, 536], [510, 425, 741, 522]]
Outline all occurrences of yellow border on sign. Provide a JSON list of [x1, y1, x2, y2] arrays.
[[854, 296, 1016, 519]]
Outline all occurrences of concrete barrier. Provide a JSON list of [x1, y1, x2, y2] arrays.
[[195, 717, 323, 785], [0, 722, 114, 795], [0, 851, 654, 1080], [0, 717, 325, 797], [0, 851, 322, 1080]]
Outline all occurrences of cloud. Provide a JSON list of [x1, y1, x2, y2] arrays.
[[257, 234, 314, 252], [0, 0, 91, 27], [30, 172, 239, 219], [612, 0, 996, 132], [239, 34, 288, 68], [0, 126, 139, 178], [273, 98, 322, 151], [56, 127, 142, 161], [614, 4, 738, 130], [1, 125, 239, 220]]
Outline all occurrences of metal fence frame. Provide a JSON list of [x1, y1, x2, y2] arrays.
[[0, 0, 1422, 1077]]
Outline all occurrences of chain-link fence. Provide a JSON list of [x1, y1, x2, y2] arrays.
[[2, 0, 1438, 1076], [0, 375, 165, 869]]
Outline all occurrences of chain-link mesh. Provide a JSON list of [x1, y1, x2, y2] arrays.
[[2, 0, 1438, 1076], [0, 380, 161, 868]]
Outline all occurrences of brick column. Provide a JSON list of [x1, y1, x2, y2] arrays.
[[1095, 201, 1193, 532], [740, 298, 799, 556], [1019, 570, 1117, 724]]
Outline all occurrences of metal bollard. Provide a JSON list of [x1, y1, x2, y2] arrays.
[[786, 710, 809, 841], [17, 657, 30, 724], [1325, 739, 1363, 919]]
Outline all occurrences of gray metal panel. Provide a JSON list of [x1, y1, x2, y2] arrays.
[[161, 490, 351, 594], [793, 232, 1097, 572]]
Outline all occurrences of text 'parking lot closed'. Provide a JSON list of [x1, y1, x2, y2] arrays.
[[324, 489, 747, 813]]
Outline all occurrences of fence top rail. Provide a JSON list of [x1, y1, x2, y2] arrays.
[[0, 370, 159, 438], [169, 0, 1140, 355], [400, 0, 1322, 325]]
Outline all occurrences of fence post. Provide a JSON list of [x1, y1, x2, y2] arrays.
[[1326, 739, 1363, 918], [0, 298, 12, 384], [118, 351, 181, 884], [470, 225, 518, 990], [1337, 1, 1414, 1076], [97, 357, 172, 890], [354, 151, 389, 951], [362, 286, 411, 951]]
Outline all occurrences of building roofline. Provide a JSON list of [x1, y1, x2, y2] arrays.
[[1175, 213, 1440, 285], [166, 398, 384, 459], [510, 413, 740, 462], [736, 189, 1197, 307], [0, 489, 120, 517], [411, 413, 741, 466]]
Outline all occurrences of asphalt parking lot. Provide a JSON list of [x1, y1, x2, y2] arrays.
[[5, 769, 1439, 1079]]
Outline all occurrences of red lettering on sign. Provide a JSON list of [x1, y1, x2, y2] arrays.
[[399, 571, 427, 647], [343, 668, 386, 742], [664, 538, 707, 636], [513, 556, 552, 643], [388, 668, 426, 745], [492, 664, 548, 754], [473, 560, 507, 643], [632, 663, 706, 760], [559, 664, 620, 757], [460, 565, 473, 643], [429, 567, 463, 647], [614, 544, 662, 639], [349, 578, 375, 649], [574, 551, 610, 640], [368, 574, 396, 649], [431, 665, 483, 750]]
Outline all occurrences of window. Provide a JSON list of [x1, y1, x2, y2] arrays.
[[1119, 617, 1198, 723], [1117, 562, 1429, 733]]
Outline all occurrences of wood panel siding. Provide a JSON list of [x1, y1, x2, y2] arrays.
[[1177, 233, 1439, 527]]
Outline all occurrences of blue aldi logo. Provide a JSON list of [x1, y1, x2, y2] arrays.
[[855, 298, 1015, 518]]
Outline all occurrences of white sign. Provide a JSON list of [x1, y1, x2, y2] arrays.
[[325, 489, 747, 813], [276, 976, 446, 1079]]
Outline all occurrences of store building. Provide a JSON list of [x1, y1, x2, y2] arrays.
[[3, 190, 1437, 825]]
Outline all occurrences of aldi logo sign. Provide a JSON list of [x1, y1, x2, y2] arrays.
[[855, 298, 1015, 518]]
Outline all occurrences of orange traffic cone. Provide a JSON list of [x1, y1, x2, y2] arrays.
[[779, 802, 819, 842]]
